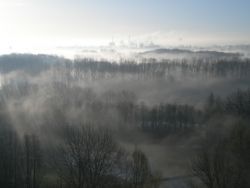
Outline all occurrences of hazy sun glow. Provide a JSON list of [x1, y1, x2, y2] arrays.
[[0, 0, 250, 55]]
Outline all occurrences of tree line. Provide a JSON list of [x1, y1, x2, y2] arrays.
[[1, 54, 250, 80]]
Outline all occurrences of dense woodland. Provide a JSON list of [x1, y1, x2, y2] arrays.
[[1, 54, 250, 78], [0, 53, 250, 188]]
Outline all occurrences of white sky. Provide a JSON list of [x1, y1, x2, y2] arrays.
[[0, 0, 249, 53]]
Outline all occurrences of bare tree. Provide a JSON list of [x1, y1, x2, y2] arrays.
[[131, 148, 151, 188], [192, 123, 250, 188], [24, 134, 43, 188], [55, 124, 123, 188]]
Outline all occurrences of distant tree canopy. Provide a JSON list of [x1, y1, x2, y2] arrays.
[[137, 103, 201, 136], [225, 89, 250, 118], [1, 54, 250, 80], [1, 54, 250, 188], [0, 54, 68, 74]]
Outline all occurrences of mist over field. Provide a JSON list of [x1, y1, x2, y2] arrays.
[[1, 50, 250, 188], [1, 0, 250, 188]]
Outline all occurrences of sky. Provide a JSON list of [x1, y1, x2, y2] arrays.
[[0, 0, 250, 50]]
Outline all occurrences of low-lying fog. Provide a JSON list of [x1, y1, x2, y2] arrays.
[[0, 48, 250, 188]]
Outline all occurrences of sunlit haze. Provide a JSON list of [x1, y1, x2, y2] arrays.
[[0, 0, 250, 56]]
